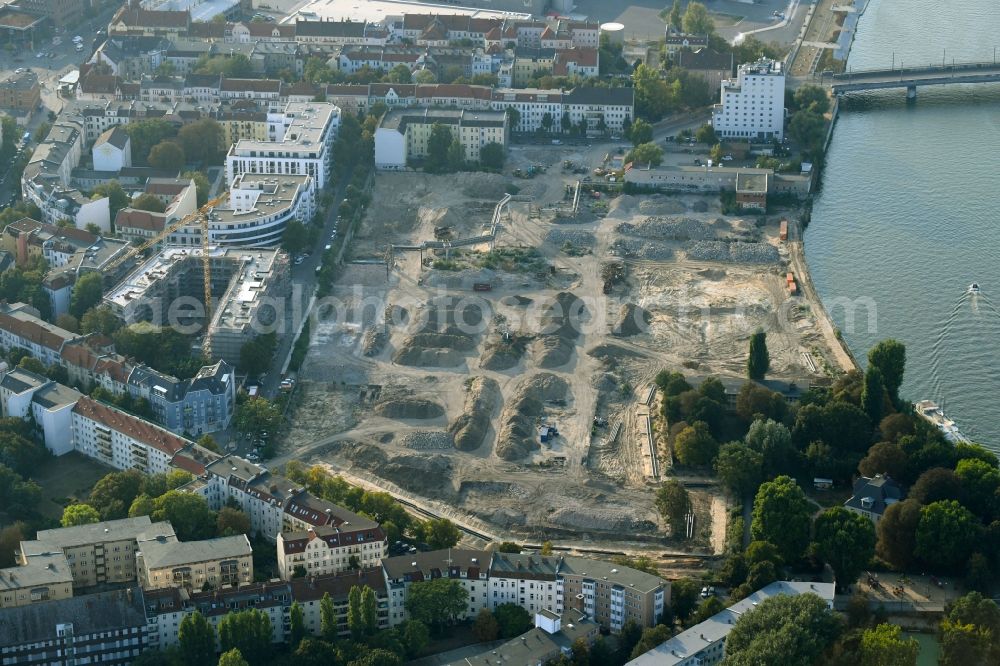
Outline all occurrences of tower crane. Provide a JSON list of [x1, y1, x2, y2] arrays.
[[102, 192, 228, 321]]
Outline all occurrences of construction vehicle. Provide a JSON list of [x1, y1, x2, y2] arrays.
[[102, 192, 228, 320]]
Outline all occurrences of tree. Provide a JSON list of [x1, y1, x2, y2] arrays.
[[955, 458, 1000, 519], [289, 601, 306, 647], [670, 578, 700, 624], [723, 593, 842, 665], [80, 305, 121, 336], [0, 523, 25, 568], [632, 63, 674, 120], [56, 314, 80, 332], [148, 141, 185, 172], [497, 541, 521, 553], [18, 356, 45, 375], [751, 475, 812, 562], [424, 123, 452, 172], [239, 333, 277, 377], [493, 602, 531, 638], [814, 507, 876, 590], [178, 611, 216, 666], [910, 467, 962, 505], [361, 586, 378, 636], [617, 620, 643, 662], [178, 119, 224, 166], [747, 328, 769, 380], [217, 609, 271, 666], [673, 420, 719, 467], [694, 123, 718, 145], [540, 541, 554, 555], [745, 419, 796, 478], [788, 109, 826, 157], [669, 0, 683, 31], [90, 469, 146, 519], [234, 398, 282, 436], [735, 383, 787, 424], [505, 107, 520, 131], [630, 625, 671, 659], [480, 142, 505, 170], [655, 478, 692, 532], [133, 192, 167, 213], [629, 118, 653, 145], [402, 619, 430, 658], [217, 507, 250, 537], [540, 112, 553, 133], [351, 649, 402, 666], [0, 464, 41, 519], [152, 490, 216, 541], [320, 592, 337, 640], [709, 142, 724, 163], [446, 138, 465, 171], [915, 500, 981, 572], [61, 503, 100, 527], [682, 1, 714, 35], [627, 142, 663, 166], [348, 585, 364, 639], [94, 181, 131, 223], [861, 365, 885, 424], [125, 119, 176, 166], [859, 623, 919, 666], [859, 441, 907, 480], [69, 272, 104, 320], [472, 608, 499, 641], [940, 592, 1000, 665], [404, 579, 469, 634], [425, 518, 460, 549], [218, 650, 249, 666], [183, 170, 211, 207], [875, 498, 922, 570], [128, 494, 155, 518], [792, 85, 830, 115]]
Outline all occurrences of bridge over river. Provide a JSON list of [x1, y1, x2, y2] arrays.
[[828, 60, 1000, 97]]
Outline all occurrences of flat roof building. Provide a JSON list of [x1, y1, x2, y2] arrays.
[[137, 533, 253, 590]]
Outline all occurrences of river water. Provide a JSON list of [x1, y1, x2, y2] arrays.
[[805, 0, 1000, 449]]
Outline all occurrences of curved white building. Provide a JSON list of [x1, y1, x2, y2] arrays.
[[208, 173, 316, 247]]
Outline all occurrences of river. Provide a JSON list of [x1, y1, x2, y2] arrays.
[[805, 0, 1000, 449]]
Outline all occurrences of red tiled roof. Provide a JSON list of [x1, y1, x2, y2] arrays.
[[171, 452, 206, 475], [0, 310, 76, 352], [290, 567, 387, 602], [73, 396, 191, 456]]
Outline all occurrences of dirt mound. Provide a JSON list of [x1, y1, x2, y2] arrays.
[[586, 343, 647, 360], [394, 296, 485, 367], [373, 398, 445, 419], [401, 431, 454, 450], [500, 295, 533, 306], [350, 443, 454, 497], [449, 376, 501, 452], [496, 373, 569, 460], [481, 340, 527, 371], [362, 327, 386, 356], [612, 303, 652, 337], [532, 335, 575, 368], [539, 292, 586, 339], [637, 196, 687, 215], [548, 506, 658, 533], [456, 172, 508, 199]]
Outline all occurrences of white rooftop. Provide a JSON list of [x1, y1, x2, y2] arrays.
[[284, 0, 529, 25], [230, 102, 338, 156]]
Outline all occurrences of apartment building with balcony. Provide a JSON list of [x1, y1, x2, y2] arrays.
[[276, 521, 387, 580], [136, 534, 253, 591], [381, 549, 489, 626]]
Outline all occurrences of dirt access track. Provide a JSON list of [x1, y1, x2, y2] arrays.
[[279, 143, 837, 555]]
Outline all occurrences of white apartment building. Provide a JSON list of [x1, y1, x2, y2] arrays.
[[207, 173, 316, 247], [225, 101, 340, 189], [711, 58, 786, 141], [627, 581, 835, 665], [71, 396, 190, 476], [0, 368, 82, 456], [276, 522, 387, 580]]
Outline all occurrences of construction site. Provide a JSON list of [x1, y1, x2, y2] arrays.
[[282, 141, 846, 562]]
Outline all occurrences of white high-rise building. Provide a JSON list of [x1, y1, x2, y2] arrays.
[[711, 58, 786, 141], [225, 101, 340, 189]]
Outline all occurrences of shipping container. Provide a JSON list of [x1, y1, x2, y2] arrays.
[[779, 219, 788, 241]]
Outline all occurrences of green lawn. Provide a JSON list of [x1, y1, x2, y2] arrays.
[[31, 452, 113, 520]]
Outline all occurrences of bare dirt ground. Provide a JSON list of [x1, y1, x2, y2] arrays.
[[280, 143, 838, 555]]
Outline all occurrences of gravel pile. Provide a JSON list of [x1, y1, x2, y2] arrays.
[[618, 216, 714, 241], [637, 197, 687, 215], [546, 229, 595, 246], [373, 399, 445, 419], [401, 431, 454, 450], [610, 238, 674, 260], [362, 327, 386, 356], [685, 240, 779, 263]]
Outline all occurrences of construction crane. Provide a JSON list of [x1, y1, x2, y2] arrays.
[[103, 192, 228, 321]]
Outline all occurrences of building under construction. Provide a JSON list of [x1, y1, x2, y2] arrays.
[[103, 246, 291, 365]]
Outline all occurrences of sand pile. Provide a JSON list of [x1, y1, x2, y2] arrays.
[[481, 334, 529, 371], [500, 295, 533, 306], [350, 443, 454, 497], [637, 197, 687, 215], [373, 398, 445, 419], [496, 373, 569, 460], [394, 296, 485, 367], [586, 343, 647, 361], [449, 377, 501, 452], [612, 303, 652, 337], [548, 506, 658, 532], [531, 292, 585, 368], [362, 326, 386, 356], [457, 172, 509, 199]]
